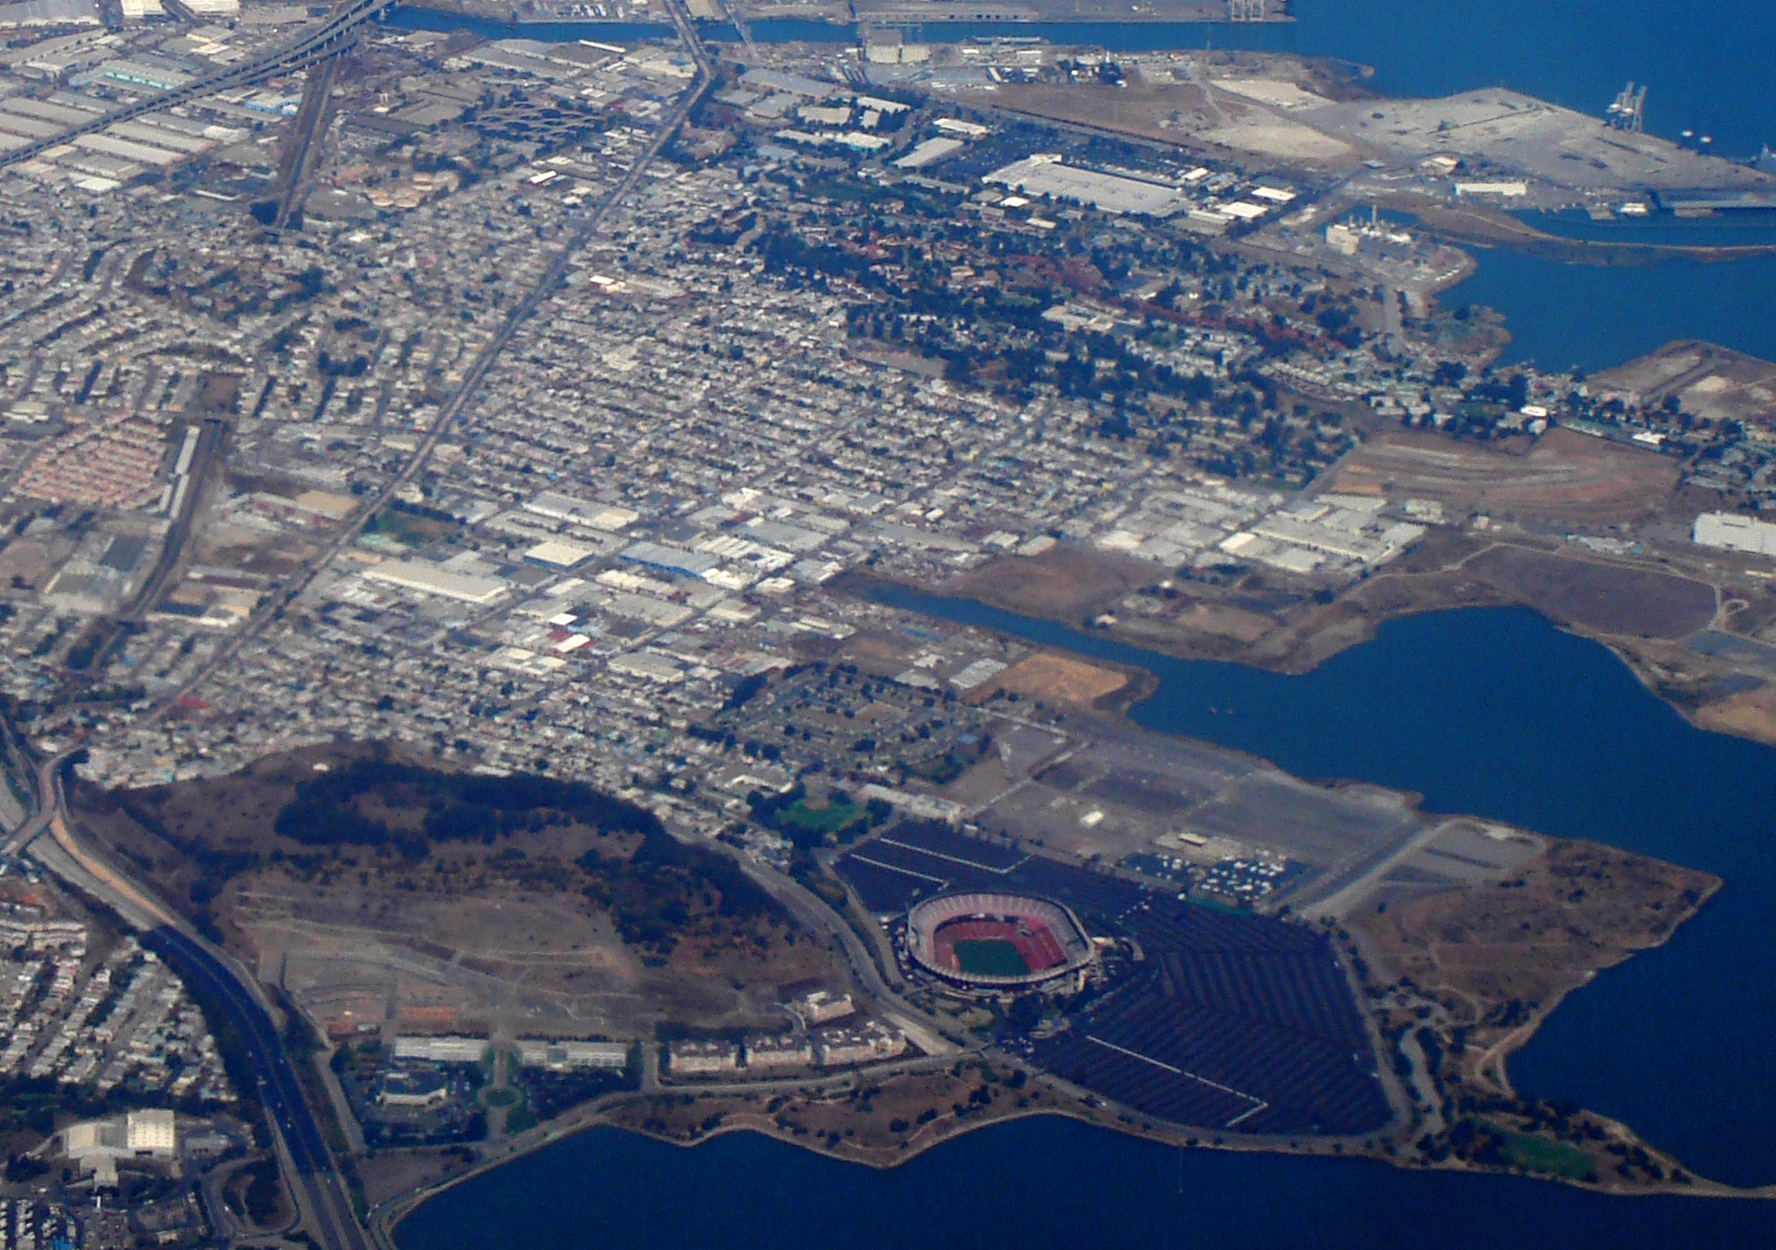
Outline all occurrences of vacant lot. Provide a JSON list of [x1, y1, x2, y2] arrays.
[[1591, 340, 1776, 428], [1692, 681, 1776, 746], [1462, 545, 1716, 639], [985, 651, 1128, 708], [990, 69, 1357, 165], [1354, 839, 1718, 1015], [1331, 428, 1679, 525], [73, 746, 849, 1039], [948, 544, 1153, 623]]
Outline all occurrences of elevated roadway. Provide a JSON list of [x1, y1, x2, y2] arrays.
[[0, 0, 398, 169], [0, 14, 723, 1250], [4, 746, 369, 1250]]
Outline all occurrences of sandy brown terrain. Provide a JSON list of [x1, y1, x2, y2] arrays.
[[1456, 545, 1715, 639], [72, 746, 851, 1040], [1590, 340, 1776, 429], [978, 651, 1129, 708], [1355, 840, 1717, 1019], [1331, 428, 1680, 526], [965, 47, 1379, 164], [947, 541, 1155, 623], [1692, 682, 1776, 746]]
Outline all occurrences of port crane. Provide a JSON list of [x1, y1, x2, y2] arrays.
[[1607, 81, 1647, 132]]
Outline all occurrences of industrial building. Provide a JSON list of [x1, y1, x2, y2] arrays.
[[1694, 511, 1776, 558], [523, 491, 639, 531], [64, 1109, 177, 1184], [362, 560, 509, 605], [523, 539, 597, 570], [985, 154, 1189, 218], [393, 1035, 490, 1064]]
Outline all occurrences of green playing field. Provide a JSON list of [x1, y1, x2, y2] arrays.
[[952, 939, 1030, 978]]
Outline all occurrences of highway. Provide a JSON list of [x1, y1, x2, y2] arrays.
[[0, 743, 369, 1250], [0, 13, 941, 1249], [739, 853, 963, 1057], [146, 925, 369, 1250], [0, 0, 398, 169], [0, 14, 726, 1250], [272, 53, 344, 231]]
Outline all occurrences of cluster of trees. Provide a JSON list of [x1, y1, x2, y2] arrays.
[[577, 825, 773, 954], [745, 782, 892, 851], [272, 758, 664, 859], [688, 210, 756, 247], [755, 227, 877, 287]]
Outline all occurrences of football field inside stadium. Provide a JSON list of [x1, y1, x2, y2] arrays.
[[953, 939, 1031, 978]]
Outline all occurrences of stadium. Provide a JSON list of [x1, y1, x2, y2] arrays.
[[906, 892, 1097, 991]]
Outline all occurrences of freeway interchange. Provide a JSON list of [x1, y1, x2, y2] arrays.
[[4, 740, 370, 1250], [0, 6, 737, 1249], [0, 0, 400, 169]]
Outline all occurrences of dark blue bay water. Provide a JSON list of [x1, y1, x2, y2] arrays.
[[862, 593, 1776, 1190], [395, 1117, 1776, 1250], [1513, 211, 1776, 249], [384, 2, 1776, 1239], [1447, 250, 1776, 372], [393, 601, 1776, 1250], [391, 0, 1776, 153], [387, 0, 1776, 369]]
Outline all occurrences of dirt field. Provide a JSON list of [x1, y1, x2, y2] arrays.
[[72, 746, 851, 1040], [1354, 839, 1718, 1019], [1691, 682, 1776, 746], [982, 651, 1128, 708], [1331, 428, 1680, 525], [947, 543, 1156, 622], [1459, 545, 1716, 639], [1175, 601, 1276, 643], [989, 74, 1358, 166], [1590, 340, 1776, 429]]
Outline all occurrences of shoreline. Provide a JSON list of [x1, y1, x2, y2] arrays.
[[835, 556, 1776, 753], [361, 807, 1747, 1246], [392, 3, 1297, 28], [1396, 201, 1776, 267], [374, 1069, 1769, 1250]]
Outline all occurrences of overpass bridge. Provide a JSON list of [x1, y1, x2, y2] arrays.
[[0, 0, 399, 168]]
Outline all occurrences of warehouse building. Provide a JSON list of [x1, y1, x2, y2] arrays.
[[1694, 511, 1776, 557], [393, 1035, 490, 1064], [985, 154, 1187, 218], [363, 560, 508, 605]]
